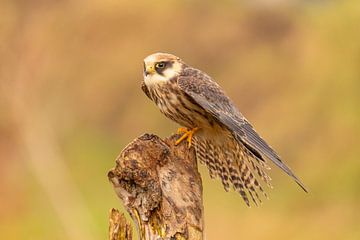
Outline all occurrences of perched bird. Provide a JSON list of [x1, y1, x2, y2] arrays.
[[141, 52, 307, 206]]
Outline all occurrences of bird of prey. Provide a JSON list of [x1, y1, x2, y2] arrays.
[[141, 52, 307, 206]]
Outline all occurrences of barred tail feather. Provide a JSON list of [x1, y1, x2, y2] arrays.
[[225, 150, 250, 206], [243, 147, 273, 195], [193, 137, 216, 179], [193, 135, 273, 206], [215, 146, 230, 191], [234, 146, 262, 206], [193, 137, 206, 165], [206, 140, 218, 179]]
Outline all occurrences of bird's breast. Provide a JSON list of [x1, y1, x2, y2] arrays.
[[147, 81, 220, 130]]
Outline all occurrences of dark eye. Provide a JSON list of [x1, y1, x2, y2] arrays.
[[155, 62, 166, 69]]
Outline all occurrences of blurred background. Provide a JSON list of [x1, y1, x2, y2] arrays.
[[1, 0, 359, 239]]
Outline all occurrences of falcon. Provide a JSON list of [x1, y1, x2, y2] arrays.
[[141, 52, 307, 206]]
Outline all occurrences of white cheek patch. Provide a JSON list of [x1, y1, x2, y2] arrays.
[[161, 61, 182, 80], [143, 60, 182, 86], [144, 73, 168, 86], [162, 68, 177, 79]]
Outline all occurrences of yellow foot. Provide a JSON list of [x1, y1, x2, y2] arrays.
[[175, 127, 199, 148]]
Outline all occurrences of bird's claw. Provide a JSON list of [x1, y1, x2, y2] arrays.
[[175, 127, 199, 148]]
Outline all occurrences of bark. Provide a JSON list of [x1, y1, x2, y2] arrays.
[[108, 133, 204, 240], [109, 209, 132, 240]]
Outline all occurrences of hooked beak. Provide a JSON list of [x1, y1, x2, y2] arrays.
[[144, 65, 155, 76]]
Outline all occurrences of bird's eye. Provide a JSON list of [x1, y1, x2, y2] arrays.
[[155, 62, 166, 69]]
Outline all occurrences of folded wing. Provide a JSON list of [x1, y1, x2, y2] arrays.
[[177, 70, 307, 192]]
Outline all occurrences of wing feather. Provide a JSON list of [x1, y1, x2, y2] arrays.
[[177, 68, 307, 192]]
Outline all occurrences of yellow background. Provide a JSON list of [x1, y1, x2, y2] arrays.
[[1, 0, 359, 239]]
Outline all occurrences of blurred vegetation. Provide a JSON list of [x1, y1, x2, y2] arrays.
[[0, 0, 359, 239]]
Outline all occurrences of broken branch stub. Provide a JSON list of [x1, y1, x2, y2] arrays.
[[108, 133, 204, 240]]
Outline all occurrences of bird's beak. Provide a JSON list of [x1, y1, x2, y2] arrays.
[[145, 65, 155, 76]]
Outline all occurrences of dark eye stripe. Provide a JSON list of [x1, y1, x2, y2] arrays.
[[157, 62, 165, 68], [155, 61, 173, 75]]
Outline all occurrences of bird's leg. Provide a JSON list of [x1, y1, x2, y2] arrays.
[[175, 127, 199, 148], [176, 127, 189, 134]]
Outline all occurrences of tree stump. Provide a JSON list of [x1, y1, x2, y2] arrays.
[[109, 209, 132, 240], [108, 133, 204, 240]]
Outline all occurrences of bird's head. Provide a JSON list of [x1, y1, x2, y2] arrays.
[[143, 53, 184, 85]]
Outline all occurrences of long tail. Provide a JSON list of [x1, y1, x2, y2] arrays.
[[193, 135, 272, 206]]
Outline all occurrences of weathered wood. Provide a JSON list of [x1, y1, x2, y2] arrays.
[[108, 133, 204, 240], [109, 209, 132, 240]]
